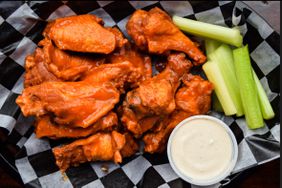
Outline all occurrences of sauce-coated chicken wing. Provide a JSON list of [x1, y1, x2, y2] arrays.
[[106, 43, 152, 87], [44, 14, 117, 54], [35, 112, 118, 139], [126, 7, 206, 65], [176, 73, 214, 114], [16, 82, 120, 128], [83, 59, 150, 93], [39, 38, 104, 81], [53, 131, 126, 172]]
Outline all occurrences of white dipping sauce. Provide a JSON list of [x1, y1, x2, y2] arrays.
[[170, 117, 234, 182]]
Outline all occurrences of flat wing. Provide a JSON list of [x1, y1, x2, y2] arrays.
[[39, 38, 104, 81], [53, 131, 126, 172], [16, 82, 120, 128], [35, 112, 118, 139], [44, 14, 116, 54]]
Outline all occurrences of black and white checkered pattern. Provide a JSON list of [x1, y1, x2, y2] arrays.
[[0, 1, 280, 187]]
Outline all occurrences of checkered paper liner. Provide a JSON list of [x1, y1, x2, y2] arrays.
[[0, 1, 279, 187]]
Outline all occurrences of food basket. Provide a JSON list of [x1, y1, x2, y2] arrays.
[[0, 1, 279, 187]]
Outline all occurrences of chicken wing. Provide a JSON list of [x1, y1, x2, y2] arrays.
[[143, 74, 213, 153], [44, 14, 117, 54], [39, 38, 104, 81], [120, 53, 192, 137], [83, 60, 148, 93], [106, 43, 152, 87], [53, 131, 126, 172], [35, 112, 118, 139], [24, 48, 61, 88], [16, 82, 120, 128], [126, 7, 206, 65], [176, 73, 213, 114]]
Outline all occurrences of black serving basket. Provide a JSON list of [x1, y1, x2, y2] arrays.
[[0, 1, 280, 187]]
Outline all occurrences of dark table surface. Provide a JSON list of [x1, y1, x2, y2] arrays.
[[0, 158, 280, 187]]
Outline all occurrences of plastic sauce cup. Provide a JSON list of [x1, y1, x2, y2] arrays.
[[167, 115, 238, 186]]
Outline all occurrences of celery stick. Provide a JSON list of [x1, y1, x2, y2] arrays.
[[252, 69, 275, 120], [203, 61, 237, 116], [172, 15, 243, 47], [233, 46, 264, 129], [205, 39, 220, 59], [212, 93, 223, 112], [210, 44, 244, 117]]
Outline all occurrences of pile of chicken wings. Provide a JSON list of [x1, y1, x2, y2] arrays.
[[16, 7, 213, 172]]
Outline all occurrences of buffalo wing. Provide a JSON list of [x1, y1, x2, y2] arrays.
[[35, 112, 118, 139], [53, 131, 126, 172], [16, 82, 120, 128], [106, 43, 152, 87], [44, 15, 117, 54], [39, 38, 104, 81], [126, 7, 206, 65]]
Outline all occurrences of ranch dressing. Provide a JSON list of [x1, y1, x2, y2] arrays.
[[170, 118, 233, 181]]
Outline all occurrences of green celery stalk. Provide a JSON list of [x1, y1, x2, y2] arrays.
[[203, 61, 237, 116], [209, 44, 244, 117], [172, 15, 243, 47], [233, 45, 264, 129], [204, 39, 223, 113], [212, 92, 223, 112], [205, 39, 220, 59], [252, 69, 275, 120]]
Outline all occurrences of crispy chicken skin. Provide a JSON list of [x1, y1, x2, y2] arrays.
[[44, 14, 116, 54], [126, 7, 206, 65], [35, 112, 118, 139], [143, 74, 213, 153], [16, 82, 120, 128], [120, 53, 192, 137], [24, 48, 61, 88], [39, 38, 104, 81], [53, 131, 126, 172]]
